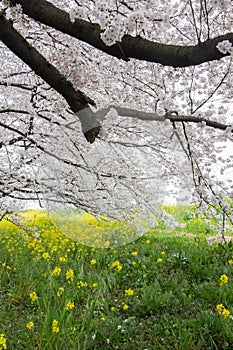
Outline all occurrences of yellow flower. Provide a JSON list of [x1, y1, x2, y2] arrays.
[[42, 252, 50, 260], [111, 260, 122, 270], [77, 280, 88, 288], [52, 267, 61, 277], [222, 308, 231, 318], [216, 303, 225, 312], [92, 283, 98, 288], [220, 274, 228, 286], [0, 333, 7, 350], [228, 259, 233, 265], [145, 239, 150, 244], [29, 291, 38, 303], [122, 303, 129, 310], [26, 321, 34, 330], [57, 287, 64, 297], [66, 268, 74, 282], [157, 258, 163, 263], [2, 263, 11, 270], [131, 251, 138, 256], [161, 251, 166, 255], [216, 304, 231, 318], [90, 259, 97, 265], [125, 288, 134, 296], [59, 256, 67, 263], [111, 306, 115, 311], [65, 300, 75, 310], [100, 317, 105, 321], [52, 319, 59, 333]]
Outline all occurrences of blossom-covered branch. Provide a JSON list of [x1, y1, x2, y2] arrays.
[[95, 106, 232, 133], [0, 15, 100, 143], [10, 0, 233, 67]]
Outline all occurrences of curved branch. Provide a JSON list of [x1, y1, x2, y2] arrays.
[[0, 15, 100, 143], [11, 0, 233, 67]]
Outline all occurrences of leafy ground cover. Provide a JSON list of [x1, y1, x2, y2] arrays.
[[0, 209, 233, 350]]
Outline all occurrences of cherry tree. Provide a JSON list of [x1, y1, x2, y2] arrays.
[[0, 0, 232, 230]]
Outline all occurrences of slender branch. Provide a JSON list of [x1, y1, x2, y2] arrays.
[[11, 0, 233, 67], [188, 0, 201, 43], [0, 109, 30, 115], [164, 112, 232, 132], [0, 81, 33, 91], [0, 120, 90, 171]]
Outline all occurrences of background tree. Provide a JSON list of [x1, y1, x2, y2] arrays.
[[0, 0, 232, 227]]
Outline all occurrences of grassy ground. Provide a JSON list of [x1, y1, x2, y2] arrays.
[[0, 210, 233, 349]]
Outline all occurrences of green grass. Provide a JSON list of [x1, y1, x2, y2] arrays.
[[0, 210, 233, 349]]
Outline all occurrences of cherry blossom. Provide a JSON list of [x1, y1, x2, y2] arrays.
[[0, 0, 232, 230]]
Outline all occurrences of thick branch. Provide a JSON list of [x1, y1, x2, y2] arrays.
[[11, 0, 233, 67], [0, 15, 100, 143]]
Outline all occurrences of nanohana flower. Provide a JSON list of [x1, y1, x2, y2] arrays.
[[66, 268, 74, 282], [65, 300, 75, 310], [52, 266, 61, 277], [220, 274, 228, 286], [111, 260, 123, 271], [125, 288, 134, 296], [29, 291, 38, 303], [59, 256, 67, 263], [222, 308, 231, 318], [57, 287, 64, 297], [131, 251, 138, 256], [26, 321, 34, 329], [42, 252, 50, 260], [77, 280, 88, 288], [216, 304, 231, 318], [0, 333, 7, 350], [52, 319, 59, 333]]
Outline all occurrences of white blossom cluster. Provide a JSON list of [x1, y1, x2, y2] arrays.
[[69, 6, 83, 23], [69, 1, 145, 46], [211, 0, 231, 10], [99, 9, 145, 46], [216, 40, 233, 57], [0, 0, 10, 11], [4, 3, 23, 21]]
